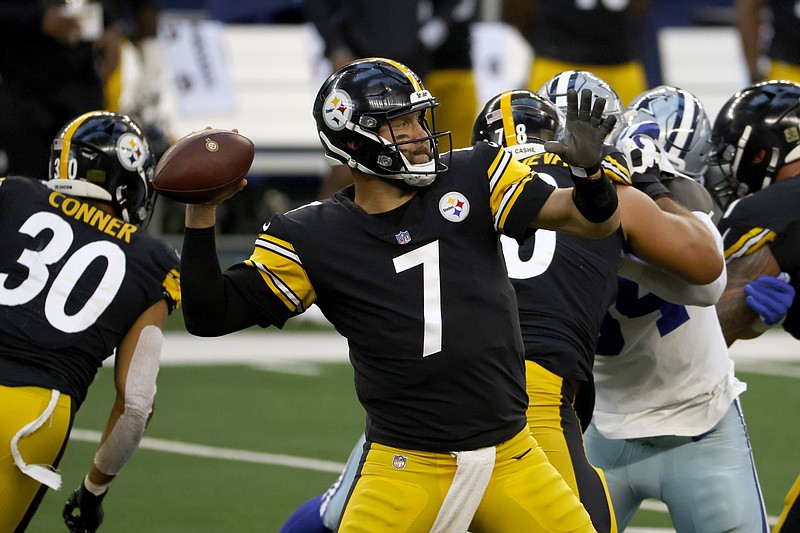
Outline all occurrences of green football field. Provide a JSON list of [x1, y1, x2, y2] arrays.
[[25, 322, 800, 532]]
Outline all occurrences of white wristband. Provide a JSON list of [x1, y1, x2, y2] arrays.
[[84, 475, 109, 496], [569, 163, 601, 178]]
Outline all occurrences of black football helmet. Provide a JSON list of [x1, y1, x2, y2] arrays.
[[312, 57, 450, 187], [537, 70, 624, 127], [48, 111, 156, 227], [706, 80, 800, 210], [471, 89, 564, 160], [616, 85, 712, 179]]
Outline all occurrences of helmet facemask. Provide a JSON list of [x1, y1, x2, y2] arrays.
[[706, 80, 800, 210], [355, 101, 449, 187]]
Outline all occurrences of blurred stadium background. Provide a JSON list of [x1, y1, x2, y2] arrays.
[[142, 0, 751, 248], [26, 1, 800, 531]]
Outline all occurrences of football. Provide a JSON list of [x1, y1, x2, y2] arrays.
[[153, 129, 255, 204]]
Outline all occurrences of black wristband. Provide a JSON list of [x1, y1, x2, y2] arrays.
[[569, 162, 602, 178], [571, 170, 619, 223]]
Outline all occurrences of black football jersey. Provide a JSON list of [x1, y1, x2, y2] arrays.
[[530, 0, 640, 64], [717, 175, 800, 338], [768, 0, 800, 66], [0, 176, 180, 408], [229, 142, 558, 452], [510, 150, 627, 384]]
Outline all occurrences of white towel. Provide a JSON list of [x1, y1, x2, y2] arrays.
[[430, 446, 496, 533], [11, 389, 63, 490]]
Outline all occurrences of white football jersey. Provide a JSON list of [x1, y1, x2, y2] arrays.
[[592, 212, 745, 439]]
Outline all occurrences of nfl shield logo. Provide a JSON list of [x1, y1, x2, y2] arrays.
[[395, 231, 411, 244], [392, 454, 407, 470]]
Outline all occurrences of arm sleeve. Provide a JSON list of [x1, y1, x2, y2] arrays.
[[181, 227, 276, 336], [618, 211, 727, 306]]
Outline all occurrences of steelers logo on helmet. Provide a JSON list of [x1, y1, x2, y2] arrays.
[[117, 132, 147, 171], [439, 192, 470, 222], [323, 89, 353, 132]]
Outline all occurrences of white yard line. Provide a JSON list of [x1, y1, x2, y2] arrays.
[[68, 429, 777, 531], [147, 329, 798, 367], [69, 428, 345, 473]]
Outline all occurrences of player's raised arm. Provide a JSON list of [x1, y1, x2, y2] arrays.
[[537, 88, 621, 238]]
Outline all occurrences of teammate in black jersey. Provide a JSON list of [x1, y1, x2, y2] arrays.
[[476, 89, 723, 533], [0, 111, 180, 532], [181, 57, 621, 532], [707, 80, 800, 533]]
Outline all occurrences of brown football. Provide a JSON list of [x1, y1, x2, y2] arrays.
[[153, 129, 255, 204]]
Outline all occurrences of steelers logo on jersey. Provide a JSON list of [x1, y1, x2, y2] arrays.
[[439, 192, 470, 222], [116, 133, 147, 171], [323, 89, 353, 131]]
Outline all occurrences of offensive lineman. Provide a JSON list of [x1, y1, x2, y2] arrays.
[[707, 80, 800, 533]]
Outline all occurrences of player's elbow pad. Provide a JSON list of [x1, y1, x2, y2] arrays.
[[571, 172, 619, 223]]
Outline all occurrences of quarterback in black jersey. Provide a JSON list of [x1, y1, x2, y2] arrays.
[[707, 81, 800, 533], [0, 112, 180, 532], [182, 58, 620, 532]]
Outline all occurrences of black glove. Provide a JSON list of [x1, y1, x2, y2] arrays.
[[63, 482, 107, 533], [544, 88, 617, 175]]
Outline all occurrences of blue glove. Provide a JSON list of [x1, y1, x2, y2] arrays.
[[744, 273, 795, 326]]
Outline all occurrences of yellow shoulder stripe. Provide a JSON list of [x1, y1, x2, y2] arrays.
[[724, 227, 776, 260]]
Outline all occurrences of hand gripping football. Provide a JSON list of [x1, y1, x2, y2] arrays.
[[153, 129, 255, 203]]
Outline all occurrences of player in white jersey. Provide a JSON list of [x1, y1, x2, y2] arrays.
[[583, 86, 771, 532]]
